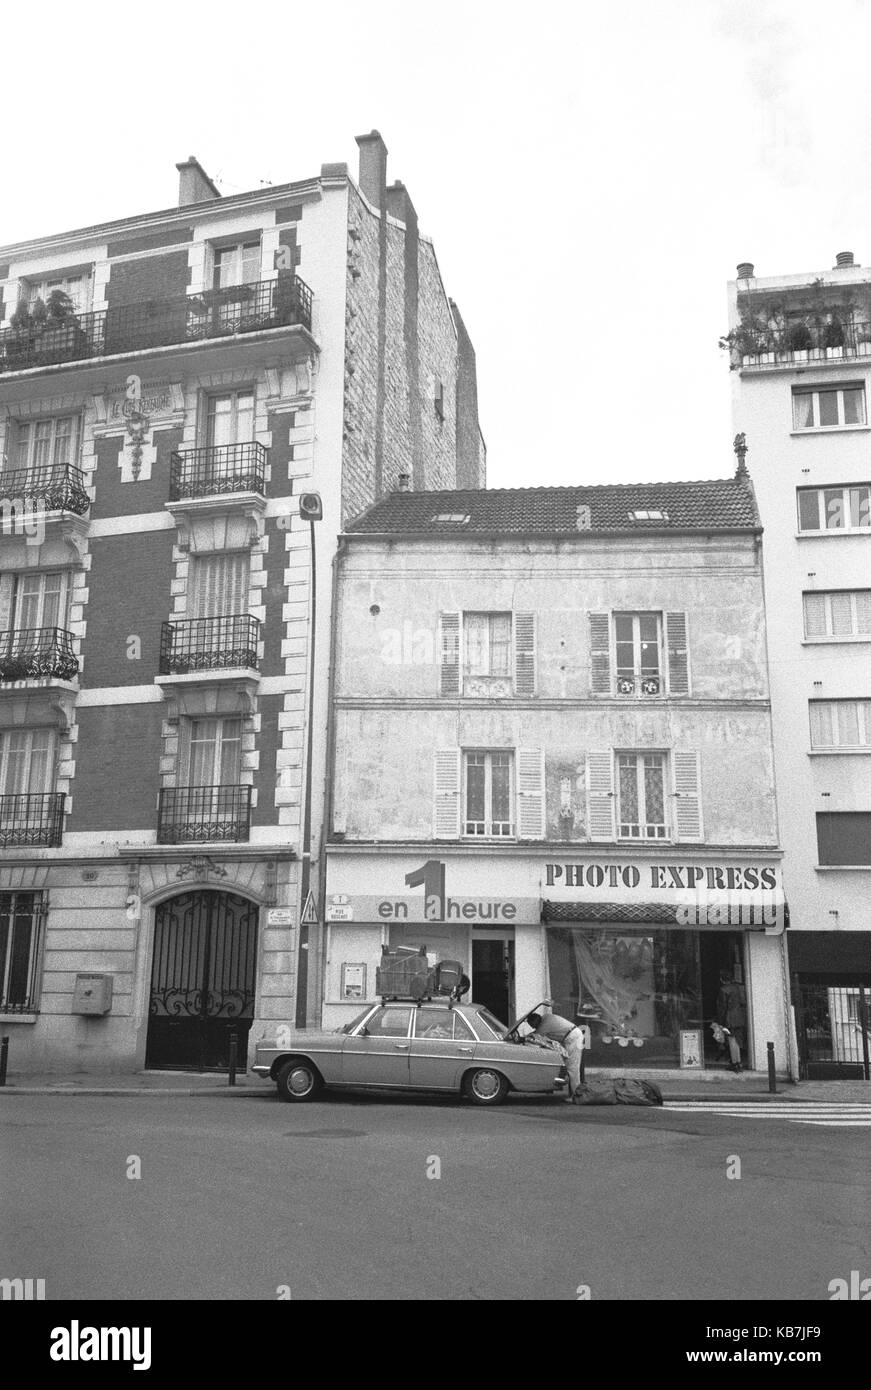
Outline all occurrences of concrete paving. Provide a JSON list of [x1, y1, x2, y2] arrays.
[[1, 1067, 868, 1101]]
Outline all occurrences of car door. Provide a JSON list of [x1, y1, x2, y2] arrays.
[[341, 1005, 413, 1087], [408, 1006, 477, 1090]]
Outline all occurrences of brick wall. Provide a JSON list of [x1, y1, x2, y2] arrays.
[[82, 531, 176, 686], [342, 186, 382, 523], [90, 427, 182, 520], [417, 239, 459, 492], [106, 251, 191, 307], [67, 704, 165, 831]]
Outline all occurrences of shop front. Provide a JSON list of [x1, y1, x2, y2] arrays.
[[322, 849, 788, 1074]]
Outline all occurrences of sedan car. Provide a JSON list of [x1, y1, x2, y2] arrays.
[[253, 998, 568, 1105]]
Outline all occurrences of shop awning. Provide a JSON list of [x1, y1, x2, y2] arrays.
[[541, 899, 788, 933]]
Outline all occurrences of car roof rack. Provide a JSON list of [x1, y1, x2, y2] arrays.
[[379, 993, 453, 1006]]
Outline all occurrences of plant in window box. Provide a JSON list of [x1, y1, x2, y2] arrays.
[[36, 290, 87, 363], [0, 656, 30, 682], [787, 321, 813, 361], [718, 317, 771, 367], [824, 316, 845, 357]]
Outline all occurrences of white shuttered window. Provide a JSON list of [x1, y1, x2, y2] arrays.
[[190, 553, 249, 618]]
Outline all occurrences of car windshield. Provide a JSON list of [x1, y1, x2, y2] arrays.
[[336, 1007, 374, 1035], [473, 1008, 509, 1039]]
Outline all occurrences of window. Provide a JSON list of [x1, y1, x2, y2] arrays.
[[360, 1006, 413, 1037], [431, 512, 470, 525], [464, 751, 513, 837], [817, 812, 871, 866], [0, 892, 45, 1013], [617, 753, 667, 840], [26, 274, 90, 315], [803, 590, 871, 639], [188, 718, 242, 785], [10, 572, 68, 631], [472, 1008, 509, 1039], [205, 391, 255, 449], [213, 242, 261, 289], [614, 612, 662, 695], [190, 553, 249, 619], [464, 612, 512, 680], [413, 1006, 470, 1040], [629, 509, 669, 523], [792, 385, 866, 430], [0, 730, 55, 795], [810, 700, 871, 749], [797, 485, 871, 533], [13, 416, 80, 479]]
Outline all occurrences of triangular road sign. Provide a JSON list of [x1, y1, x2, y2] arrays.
[[300, 891, 319, 926]]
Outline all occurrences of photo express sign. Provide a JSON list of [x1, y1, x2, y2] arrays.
[[326, 858, 786, 932]]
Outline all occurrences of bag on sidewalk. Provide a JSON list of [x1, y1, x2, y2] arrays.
[[572, 1078, 663, 1107]]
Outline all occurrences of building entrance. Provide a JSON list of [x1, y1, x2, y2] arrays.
[[145, 891, 258, 1071], [472, 938, 515, 1024]]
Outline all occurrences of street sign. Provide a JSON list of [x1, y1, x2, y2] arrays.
[[267, 908, 295, 928], [300, 891, 319, 926]]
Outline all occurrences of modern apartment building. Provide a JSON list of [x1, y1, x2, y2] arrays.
[[323, 477, 790, 1076], [726, 253, 871, 1079], [0, 133, 484, 1074]]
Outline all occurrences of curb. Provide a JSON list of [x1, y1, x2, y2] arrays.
[[0, 1085, 265, 1097]]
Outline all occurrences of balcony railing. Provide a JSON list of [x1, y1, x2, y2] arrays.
[[0, 463, 90, 516], [728, 317, 871, 368], [0, 628, 78, 682], [615, 674, 662, 697], [0, 793, 65, 848], [0, 276, 313, 374], [159, 615, 261, 674], [157, 785, 252, 844], [169, 442, 267, 501]]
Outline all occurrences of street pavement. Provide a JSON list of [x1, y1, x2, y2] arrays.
[[2, 1090, 869, 1301]]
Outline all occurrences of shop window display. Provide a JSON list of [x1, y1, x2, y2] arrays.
[[546, 926, 745, 1068]]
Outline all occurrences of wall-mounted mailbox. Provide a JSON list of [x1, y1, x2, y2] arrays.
[[72, 974, 113, 1015]]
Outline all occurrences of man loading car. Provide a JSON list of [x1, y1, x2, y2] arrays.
[[526, 1008, 585, 1101]]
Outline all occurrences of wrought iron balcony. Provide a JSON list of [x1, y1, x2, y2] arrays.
[[157, 785, 252, 844], [0, 628, 78, 682], [0, 276, 313, 374], [169, 442, 267, 501], [0, 793, 65, 848], [0, 463, 90, 515], [159, 615, 260, 675], [615, 674, 662, 697]]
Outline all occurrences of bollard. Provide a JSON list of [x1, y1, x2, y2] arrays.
[[767, 1040, 777, 1094], [0, 1035, 8, 1087], [228, 1031, 238, 1087]]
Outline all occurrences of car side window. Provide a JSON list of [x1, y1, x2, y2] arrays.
[[363, 1007, 412, 1037], [414, 1007, 454, 1039], [453, 1011, 476, 1040]]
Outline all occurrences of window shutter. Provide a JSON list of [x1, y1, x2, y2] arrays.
[[514, 612, 536, 696], [589, 614, 611, 693], [0, 574, 15, 632], [438, 613, 460, 697], [586, 751, 615, 841], [433, 748, 461, 838], [672, 751, 703, 842], [517, 747, 545, 839], [856, 591, 871, 634], [666, 612, 690, 695], [192, 553, 249, 617], [802, 593, 827, 638]]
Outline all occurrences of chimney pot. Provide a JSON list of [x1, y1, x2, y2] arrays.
[[835, 250, 855, 268], [397, 472, 411, 492], [736, 262, 755, 279]]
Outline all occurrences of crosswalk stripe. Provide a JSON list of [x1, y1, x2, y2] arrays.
[[662, 1101, 871, 1128]]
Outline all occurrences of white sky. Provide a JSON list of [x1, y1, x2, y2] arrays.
[[6, 0, 871, 489]]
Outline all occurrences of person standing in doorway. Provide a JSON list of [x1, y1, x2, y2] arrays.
[[716, 971, 747, 1072], [526, 1009, 585, 1100]]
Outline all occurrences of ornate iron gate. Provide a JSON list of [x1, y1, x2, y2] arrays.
[[793, 977, 871, 1081], [146, 891, 258, 1070]]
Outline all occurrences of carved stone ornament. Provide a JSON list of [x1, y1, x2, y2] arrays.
[[175, 855, 229, 882]]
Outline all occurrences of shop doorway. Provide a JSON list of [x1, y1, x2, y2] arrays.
[[699, 933, 746, 1068], [472, 938, 515, 1024], [145, 891, 258, 1071]]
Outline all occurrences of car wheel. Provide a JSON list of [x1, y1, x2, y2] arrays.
[[275, 1059, 322, 1103], [464, 1067, 509, 1106]]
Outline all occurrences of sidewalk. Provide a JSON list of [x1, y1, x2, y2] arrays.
[[1, 1069, 868, 1102]]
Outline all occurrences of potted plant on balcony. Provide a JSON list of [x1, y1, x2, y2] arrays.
[[824, 315, 845, 358], [787, 321, 813, 362], [37, 290, 87, 363]]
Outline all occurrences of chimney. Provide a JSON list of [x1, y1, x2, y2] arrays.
[[176, 156, 221, 207], [397, 471, 411, 492], [736, 262, 755, 279], [355, 130, 388, 208], [835, 250, 856, 269], [386, 180, 416, 227]]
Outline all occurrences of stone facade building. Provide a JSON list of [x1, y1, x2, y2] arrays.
[[0, 133, 483, 1073], [726, 253, 871, 1079], [323, 477, 790, 1076]]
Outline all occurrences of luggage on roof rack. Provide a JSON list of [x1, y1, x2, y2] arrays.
[[375, 947, 467, 1001]]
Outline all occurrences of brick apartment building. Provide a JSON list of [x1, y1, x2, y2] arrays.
[[322, 475, 790, 1076], [0, 132, 484, 1074]]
